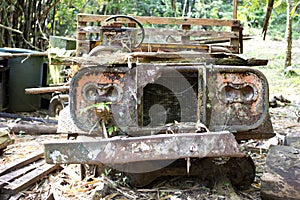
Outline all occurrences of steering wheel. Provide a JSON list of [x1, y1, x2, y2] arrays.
[[104, 15, 145, 49]]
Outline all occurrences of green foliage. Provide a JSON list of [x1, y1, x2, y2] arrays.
[[49, 0, 107, 36], [291, 0, 300, 16], [80, 102, 111, 114], [47, 0, 299, 39], [108, 125, 117, 136]]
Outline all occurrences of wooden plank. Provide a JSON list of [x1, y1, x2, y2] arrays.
[[181, 24, 191, 43], [140, 42, 209, 51], [77, 17, 88, 56], [76, 40, 90, 56], [25, 86, 69, 95], [77, 27, 238, 39], [0, 160, 44, 189], [0, 151, 43, 176], [77, 14, 240, 27], [8, 123, 57, 135], [230, 26, 240, 53], [2, 163, 61, 195]]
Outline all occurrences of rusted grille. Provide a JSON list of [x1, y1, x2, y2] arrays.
[[142, 72, 198, 127]]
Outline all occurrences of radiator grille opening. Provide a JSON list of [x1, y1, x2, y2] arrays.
[[142, 72, 198, 127]]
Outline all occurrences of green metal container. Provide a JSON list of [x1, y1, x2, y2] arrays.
[[0, 48, 48, 112]]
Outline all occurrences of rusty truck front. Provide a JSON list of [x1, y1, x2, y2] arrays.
[[44, 14, 274, 188]]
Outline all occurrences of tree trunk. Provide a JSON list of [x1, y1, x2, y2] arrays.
[[284, 0, 293, 68]]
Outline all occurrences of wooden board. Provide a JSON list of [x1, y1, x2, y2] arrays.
[[77, 26, 238, 39], [1, 163, 61, 195], [8, 123, 58, 134], [51, 51, 268, 67], [0, 160, 44, 189], [0, 151, 43, 176], [77, 14, 240, 27]]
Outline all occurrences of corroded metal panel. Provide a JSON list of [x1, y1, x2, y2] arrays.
[[206, 66, 270, 133], [69, 64, 273, 139], [44, 131, 244, 165]]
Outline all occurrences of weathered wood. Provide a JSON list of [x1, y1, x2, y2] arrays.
[[0, 151, 43, 176], [181, 24, 191, 43], [25, 86, 69, 95], [76, 40, 90, 56], [77, 26, 238, 38], [230, 26, 241, 53], [77, 14, 241, 27], [140, 42, 209, 51], [0, 128, 14, 153], [261, 145, 300, 200], [0, 160, 44, 189], [8, 123, 57, 134], [51, 52, 268, 67], [2, 163, 61, 195], [76, 14, 242, 54]]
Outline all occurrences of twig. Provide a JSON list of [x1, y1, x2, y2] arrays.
[[0, 23, 23, 34], [103, 176, 138, 199]]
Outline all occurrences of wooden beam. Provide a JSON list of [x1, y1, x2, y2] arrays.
[[25, 86, 69, 95], [140, 42, 209, 51], [77, 27, 238, 39], [77, 14, 240, 27], [8, 123, 58, 134]]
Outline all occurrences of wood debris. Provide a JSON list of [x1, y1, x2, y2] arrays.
[[0, 128, 14, 155], [0, 150, 61, 199]]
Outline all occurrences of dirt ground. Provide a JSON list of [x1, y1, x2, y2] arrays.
[[1, 38, 300, 199]]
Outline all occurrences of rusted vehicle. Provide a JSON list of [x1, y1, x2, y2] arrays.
[[44, 11, 274, 188]]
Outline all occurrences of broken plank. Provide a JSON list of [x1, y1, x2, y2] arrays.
[[0, 160, 44, 189], [0, 151, 43, 176], [2, 163, 61, 195]]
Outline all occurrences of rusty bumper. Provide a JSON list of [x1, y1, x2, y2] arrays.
[[44, 131, 244, 165]]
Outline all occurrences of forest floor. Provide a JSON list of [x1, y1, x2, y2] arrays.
[[0, 37, 300, 200]]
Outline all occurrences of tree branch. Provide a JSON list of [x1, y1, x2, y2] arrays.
[[0, 23, 22, 34]]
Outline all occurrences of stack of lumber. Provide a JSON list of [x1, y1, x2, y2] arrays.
[[0, 151, 61, 199]]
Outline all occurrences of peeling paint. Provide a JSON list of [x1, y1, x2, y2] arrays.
[[88, 149, 101, 160], [50, 150, 68, 163]]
